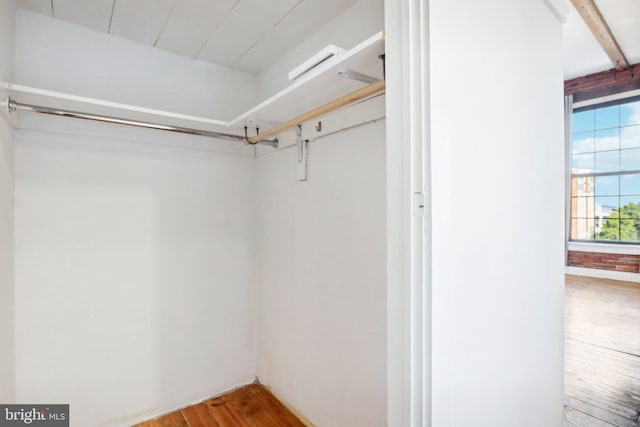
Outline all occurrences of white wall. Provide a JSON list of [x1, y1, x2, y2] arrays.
[[0, 0, 16, 404], [14, 9, 258, 121], [257, 0, 384, 100], [14, 114, 257, 426], [0, 116, 15, 404], [429, 1, 565, 426], [254, 101, 387, 426], [253, 3, 387, 424]]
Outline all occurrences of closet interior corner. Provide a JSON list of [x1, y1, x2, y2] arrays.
[[1, 0, 388, 425]]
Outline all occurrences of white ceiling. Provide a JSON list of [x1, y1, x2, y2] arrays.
[[17, 0, 640, 80], [563, 0, 640, 79], [16, 0, 359, 75]]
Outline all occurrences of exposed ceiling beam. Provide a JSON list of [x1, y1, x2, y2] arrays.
[[570, 0, 631, 71]]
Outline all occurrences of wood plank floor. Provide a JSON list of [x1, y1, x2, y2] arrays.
[[565, 275, 640, 427], [133, 384, 306, 427]]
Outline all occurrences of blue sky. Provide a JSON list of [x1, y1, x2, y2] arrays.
[[572, 99, 640, 209]]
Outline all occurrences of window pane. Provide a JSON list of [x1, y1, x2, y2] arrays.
[[571, 196, 594, 218], [621, 174, 640, 195], [619, 196, 640, 217], [594, 128, 619, 151], [630, 220, 640, 243], [620, 100, 640, 126], [573, 109, 594, 133], [621, 124, 640, 149], [572, 176, 594, 197], [595, 217, 619, 241], [595, 196, 619, 214], [595, 175, 618, 196], [572, 132, 594, 154], [572, 153, 595, 173], [619, 217, 640, 242], [595, 105, 619, 130], [595, 150, 619, 173], [620, 148, 640, 171], [570, 217, 596, 240]]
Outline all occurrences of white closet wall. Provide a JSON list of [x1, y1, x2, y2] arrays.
[[0, 0, 17, 405], [254, 118, 387, 426], [254, 1, 387, 425], [14, 114, 257, 426], [12, 13, 260, 426]]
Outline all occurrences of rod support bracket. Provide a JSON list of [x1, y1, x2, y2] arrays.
[[257, 138, 278, 149], [7, 97, 16, 114], [246, 125, 279, 148], [296, 125, 308, 181]]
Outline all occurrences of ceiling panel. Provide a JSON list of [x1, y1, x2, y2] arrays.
[[155, 0, 238, 57], [17, 0, 53, 17], [197, 0, 301, 68], [233, 0, 358, 74], [110, 0, 176, 46], [597, 0, 640, 66], [53, 0, 113, 32]]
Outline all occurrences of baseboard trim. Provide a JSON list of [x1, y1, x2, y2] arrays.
[[565, 266, 640, 283]]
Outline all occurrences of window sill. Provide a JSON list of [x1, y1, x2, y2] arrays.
[[568, 241, 640, 255]]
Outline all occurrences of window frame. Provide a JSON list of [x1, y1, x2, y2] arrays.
[[567, 89, 640, 248]]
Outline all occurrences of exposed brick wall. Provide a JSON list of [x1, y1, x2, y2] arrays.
[[564, 64, 640, 103], [566, 66, 640, 273], [568, 250, 640, 273]]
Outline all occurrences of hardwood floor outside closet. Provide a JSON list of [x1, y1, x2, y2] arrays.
[[564, 275, 640, 427]]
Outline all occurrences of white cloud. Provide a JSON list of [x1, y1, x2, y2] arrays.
[[621, 124, 640, 149], [621, 100, 640, 126], [572, 135, 593, 154], [595, 135, 619, 151]]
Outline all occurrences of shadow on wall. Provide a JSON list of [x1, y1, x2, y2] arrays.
[[14, 128, 256, 425]]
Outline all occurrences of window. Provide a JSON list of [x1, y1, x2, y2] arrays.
[[570, 96, 640, 243]]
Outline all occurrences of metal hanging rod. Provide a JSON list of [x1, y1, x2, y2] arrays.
[[7, 98, 279, 149]]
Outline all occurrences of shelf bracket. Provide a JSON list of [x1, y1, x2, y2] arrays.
[[296, 125, 308, 181], [379, 54, 386, 80], [337, 69, 379, 84]]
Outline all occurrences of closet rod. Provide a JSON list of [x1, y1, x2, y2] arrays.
[[247, 79, 386, 143], [7, 99, 279, 148]]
